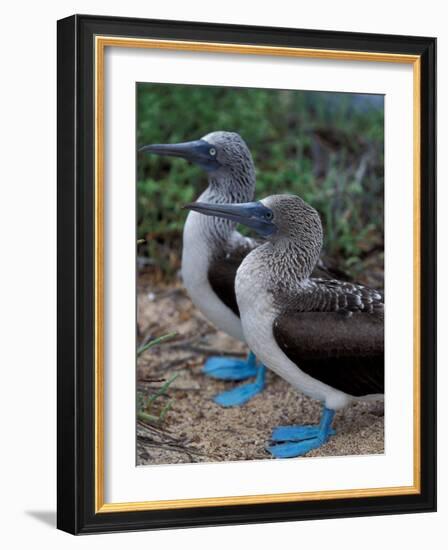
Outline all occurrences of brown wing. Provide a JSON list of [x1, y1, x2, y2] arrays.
[[207, 246, 247, 316], [274, 311, 384, 396], [273, 279, 384, 396], [295, 279, 384, 316]]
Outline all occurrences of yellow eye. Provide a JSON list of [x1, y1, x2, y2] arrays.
[[209, 148, 216, 156]]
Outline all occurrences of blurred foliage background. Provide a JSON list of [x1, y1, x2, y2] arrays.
[[137, 84, 384, 285]]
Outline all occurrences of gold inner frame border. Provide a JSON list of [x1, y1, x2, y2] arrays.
[[94, 36, 421, 513]]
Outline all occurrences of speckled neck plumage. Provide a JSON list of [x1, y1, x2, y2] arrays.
[[242, 196, 324, 294], [194, 163, 256, 250], [240, 238, 321, 296]]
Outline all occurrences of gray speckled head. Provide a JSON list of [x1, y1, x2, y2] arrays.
[[261, 195, 323, 241], [201, 131, 253, 169], [201, 132, 256, 202], [259, 195, 324, 281]]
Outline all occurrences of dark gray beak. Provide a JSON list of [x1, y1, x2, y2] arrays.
[[183, 201, 277, 237], [139, 140, 204, 159], [139, 139, 220, 172]]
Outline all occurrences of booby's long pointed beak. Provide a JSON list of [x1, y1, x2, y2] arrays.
[[139, 140, 204, 159], [183, 201, 277, 237], [139, 139, 221, 172]]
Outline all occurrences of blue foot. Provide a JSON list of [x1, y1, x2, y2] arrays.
[[268, 407, 335, 458], [203, 351, 257, 381], [271, 424, 336, 442], [213, 365, 266, 407]]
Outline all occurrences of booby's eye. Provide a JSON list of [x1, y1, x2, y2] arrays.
[[265, 211, 273, 220], [209, 147, 216, 156]]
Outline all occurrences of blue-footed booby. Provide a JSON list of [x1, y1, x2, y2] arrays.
[[139, 132, 266, 406], [185, 195, 384, 458]]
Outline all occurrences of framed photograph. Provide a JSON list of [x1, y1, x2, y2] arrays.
[[57, 14, 436, 534]]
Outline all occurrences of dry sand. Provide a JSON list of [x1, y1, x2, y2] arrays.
[[136, 278, 384, 466]]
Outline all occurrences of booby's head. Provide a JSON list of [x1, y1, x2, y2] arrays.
[[185, 194, 323, 250], [259, 195, 323, 247], [139, 131, 255, 177]]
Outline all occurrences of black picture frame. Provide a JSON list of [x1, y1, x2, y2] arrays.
[[57, 14, 436, 534]]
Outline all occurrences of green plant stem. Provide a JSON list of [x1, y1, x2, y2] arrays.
[[137, 411, 162, 424], [137, 331, 177, 357]]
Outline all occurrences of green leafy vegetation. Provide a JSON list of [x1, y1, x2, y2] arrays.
[[137, 84, 384, 279]]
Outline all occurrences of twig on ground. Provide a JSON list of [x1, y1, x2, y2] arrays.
[[136, 422, 213, 461], [137, 355, 199, 377], [137, 436, 199, 461], [170, 343, 246, 357], [167, 329, 214, 349]]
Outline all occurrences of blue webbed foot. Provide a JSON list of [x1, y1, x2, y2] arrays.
[[268, 437, 328, 458], [268, 407, 336, 458], [203, 351, 257, 381], [271, 424, 336, 442], [213, 365, 266, 407]]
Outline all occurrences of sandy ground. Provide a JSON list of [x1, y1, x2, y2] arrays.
[[136, 274, 384, 465]]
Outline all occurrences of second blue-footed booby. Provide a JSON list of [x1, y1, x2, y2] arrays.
[[185, 195, 384, 458], [140, 132, 266, 406]]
